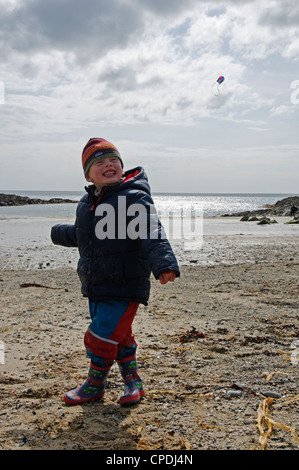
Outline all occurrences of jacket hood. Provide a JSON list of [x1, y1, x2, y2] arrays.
[[119, 166, 151, 195]]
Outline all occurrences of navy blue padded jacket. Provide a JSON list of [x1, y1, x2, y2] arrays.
[[51, 167, 180, 305]]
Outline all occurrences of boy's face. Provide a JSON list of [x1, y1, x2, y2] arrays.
[[86, 156, 124, 189]]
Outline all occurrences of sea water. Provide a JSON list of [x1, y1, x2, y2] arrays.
[[0, 190, 295, 219], [0, 190, 297, 270]]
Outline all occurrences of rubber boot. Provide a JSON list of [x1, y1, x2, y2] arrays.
[[117, 355, 144, 406], [63, 362, 111, 405]]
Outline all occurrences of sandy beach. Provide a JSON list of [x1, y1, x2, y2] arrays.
[[0, 216, 299, 451]]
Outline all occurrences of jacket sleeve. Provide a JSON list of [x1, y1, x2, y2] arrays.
[[129, 191, 180, 280], [51, 223, 77, 247]]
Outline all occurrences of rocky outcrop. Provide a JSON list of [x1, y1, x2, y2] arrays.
[[222, 196, 299, 219], [0, 193, 78, 206]]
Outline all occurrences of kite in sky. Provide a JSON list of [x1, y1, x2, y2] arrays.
[[212, 76, 225, 96]]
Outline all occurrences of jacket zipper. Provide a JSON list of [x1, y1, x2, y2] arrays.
[[89, 186, 108, 211], [87, 186, 108, 299]]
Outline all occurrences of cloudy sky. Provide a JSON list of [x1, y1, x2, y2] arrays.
[[0, 0, 299, 193]]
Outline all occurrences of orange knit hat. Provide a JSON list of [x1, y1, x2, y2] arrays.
[[82, 138, 123, 176]]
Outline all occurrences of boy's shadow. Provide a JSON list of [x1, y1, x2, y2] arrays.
[[57, 372, 140, 450]]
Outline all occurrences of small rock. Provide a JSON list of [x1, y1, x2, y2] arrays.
[[261, 390, 282, 399], [226, 390, 242, 398]]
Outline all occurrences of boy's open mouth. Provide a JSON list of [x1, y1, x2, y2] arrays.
[[103, 170, 116, 177]]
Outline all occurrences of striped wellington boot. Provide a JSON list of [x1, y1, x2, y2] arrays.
[[63, 362, 111, 405], [117, 355, 144, 406]]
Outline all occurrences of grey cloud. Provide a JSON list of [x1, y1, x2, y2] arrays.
[[207, 92, 231, 109], [98, 60, 165, 92], [1, 0, 144, 61], [0, 0, 216, 63], [139, 0, 197, 16], [99, 66, 138, 92], [209, 0, 299, 27], [0, 0, 204, 63], [176, 97, 193, 111], [259, 1, 299, 27]]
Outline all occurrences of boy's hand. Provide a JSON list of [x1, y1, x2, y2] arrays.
[[158, 270, 177, 285]]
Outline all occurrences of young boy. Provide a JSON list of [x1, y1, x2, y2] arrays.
[[51, 138, 180, 406]]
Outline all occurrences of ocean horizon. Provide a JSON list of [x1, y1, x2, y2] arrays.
[[0, 189, 297, 219]]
